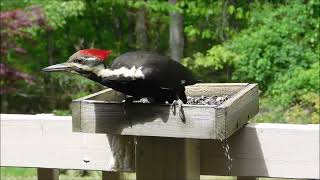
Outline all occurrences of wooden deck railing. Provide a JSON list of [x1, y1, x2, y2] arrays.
[[0, 114, 319, 180]]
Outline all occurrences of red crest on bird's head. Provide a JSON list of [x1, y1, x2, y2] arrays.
[[78, 49, 112, 61]]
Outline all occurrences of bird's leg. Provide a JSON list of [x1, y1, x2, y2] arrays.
[[171, 88, 187, 122], [170, 98, 186, 122], [122, 96, 135, 127]]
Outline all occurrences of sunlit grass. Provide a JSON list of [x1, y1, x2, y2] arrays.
[[0, 167, 36, 177], [0, 168, 307, 180]]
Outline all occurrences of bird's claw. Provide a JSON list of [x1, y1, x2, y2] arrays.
[[122, 97, 134, 127], [171, 99, 185, 122]]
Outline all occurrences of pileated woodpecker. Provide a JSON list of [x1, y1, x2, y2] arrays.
[[43, 49, 197, 117]]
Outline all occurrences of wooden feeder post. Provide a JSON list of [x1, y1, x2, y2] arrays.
[[135, 137, 200, 180], [37, 168, 59, 180]]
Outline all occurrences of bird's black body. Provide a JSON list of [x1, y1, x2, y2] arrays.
[[43, 49, 197, 104], [89, 51, 197, 103]]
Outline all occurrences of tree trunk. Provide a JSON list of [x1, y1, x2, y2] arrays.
[[169, 0, 184, 62], [135, 7, 148, 50], [46, 29, 55, 110], [219, 0, 229, 42], [47, 30, 54, 65]]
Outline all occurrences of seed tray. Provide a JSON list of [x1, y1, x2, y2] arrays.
[[71, 83, 259, 139]]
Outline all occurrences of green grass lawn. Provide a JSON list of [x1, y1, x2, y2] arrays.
[[0, 167, 307, 180], [0, 168, 102, 180], [0, 167, 36, 178]]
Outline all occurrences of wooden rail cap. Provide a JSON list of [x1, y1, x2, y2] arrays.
[[1, 114, 319, 179]]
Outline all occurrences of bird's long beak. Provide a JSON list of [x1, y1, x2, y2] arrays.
[[42, 63, 71, 72]]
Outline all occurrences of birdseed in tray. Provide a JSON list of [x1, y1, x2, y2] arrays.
[[132, 95, 230, 106], [186, 95, 230, 106]]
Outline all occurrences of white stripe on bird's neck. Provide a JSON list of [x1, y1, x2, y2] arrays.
[[93, 65, 145, 80], [70, 63, 145, 80]]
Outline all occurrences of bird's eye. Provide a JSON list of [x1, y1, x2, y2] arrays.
[[76, 59, 84, 64]]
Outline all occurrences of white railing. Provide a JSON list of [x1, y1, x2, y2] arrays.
[[0, 114, 319, 180]]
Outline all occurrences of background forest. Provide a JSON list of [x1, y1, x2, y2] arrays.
[[1, 0, 319, 124]]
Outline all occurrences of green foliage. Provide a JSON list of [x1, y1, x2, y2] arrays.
[[182, 0, 248, 40], [183, 45, 236, 82], [0, 0, 31, 10], [268, 62, 319, 107], [41, 0, 86, 29], [230, 0, 319, 90], [300, 93, 320, 124], [229, 1, 319, 124], [181, 0, 251, 56], [254, 91, 320, 124], [184, 45, 236, 70], [186, 0, 320, 124], [128, 0, 179, 12], [52, 109, 71, 116], [1, 0, 318, 124], [1, 0, 102, 114], [3, 0, 86, 34]]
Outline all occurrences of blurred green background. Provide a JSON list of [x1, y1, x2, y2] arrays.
[[1, 0, 319, 124], [0, 0, 319, 179]]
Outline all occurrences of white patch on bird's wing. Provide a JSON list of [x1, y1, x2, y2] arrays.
[[95, 66, 145, 80]]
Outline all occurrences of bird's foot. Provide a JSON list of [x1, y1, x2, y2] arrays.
[[122, 97, 134, 127], [170, 99, 185, 122]]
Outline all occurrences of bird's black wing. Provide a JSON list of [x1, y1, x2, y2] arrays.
[[110, 51, 197, 89]]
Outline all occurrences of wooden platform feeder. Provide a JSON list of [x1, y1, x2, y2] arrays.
[[71, 83, 259, 139]]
